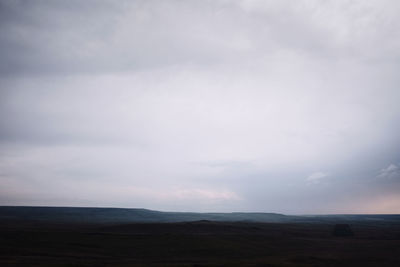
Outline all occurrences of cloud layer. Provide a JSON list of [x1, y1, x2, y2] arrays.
[[1, 0, 400, 213]]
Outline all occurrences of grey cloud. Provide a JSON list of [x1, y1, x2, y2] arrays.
[[0, 0, 253, 75], [3, 0, 399, 76], [377, 164, 400, 180], [1, 0, 400, 213], [306, 172, 329, 183]]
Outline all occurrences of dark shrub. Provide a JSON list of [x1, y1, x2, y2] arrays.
[[332, 224, 354, 237]]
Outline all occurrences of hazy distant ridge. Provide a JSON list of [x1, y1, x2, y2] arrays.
[[0, 206, 291, 223], [1, 206, 399, 224]]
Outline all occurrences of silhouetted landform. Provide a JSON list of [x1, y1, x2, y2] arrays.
[[1, 206, 400, 266], [1, 206, 400, 224], [333, 224, 354, 237], [0, 206, 291, 223]]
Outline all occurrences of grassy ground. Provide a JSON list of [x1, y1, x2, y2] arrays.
[[1, 221, 400, 266]]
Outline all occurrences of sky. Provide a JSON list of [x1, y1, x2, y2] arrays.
[[0, 0, 400, 214]]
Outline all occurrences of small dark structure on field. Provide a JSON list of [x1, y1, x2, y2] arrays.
[[332, 224, 354, 237]]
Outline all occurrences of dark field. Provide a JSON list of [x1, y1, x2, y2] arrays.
[[1, 207, 400, 266]]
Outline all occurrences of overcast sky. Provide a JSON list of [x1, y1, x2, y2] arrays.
[[1, 0, 400, 214]]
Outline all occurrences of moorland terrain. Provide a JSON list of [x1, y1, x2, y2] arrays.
[[1, 206, 399, 266]]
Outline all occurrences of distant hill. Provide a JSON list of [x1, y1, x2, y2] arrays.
[[0, 206, 292, 224], [0, 206, 399, 224]]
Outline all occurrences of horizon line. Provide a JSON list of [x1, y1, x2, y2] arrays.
[[1, 205, 399, 216]]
